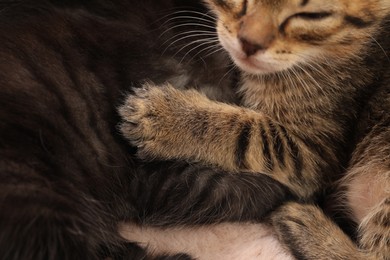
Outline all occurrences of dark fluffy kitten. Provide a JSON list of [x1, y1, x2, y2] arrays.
[[0, 0, 291, 259]]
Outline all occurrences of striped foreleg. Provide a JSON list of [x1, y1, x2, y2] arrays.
[[120, 83, 333, 198]]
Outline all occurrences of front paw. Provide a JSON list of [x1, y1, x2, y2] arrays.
[[118, 83, 187, 159]]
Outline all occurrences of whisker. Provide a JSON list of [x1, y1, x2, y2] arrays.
[[160, 22, 217, 37], [175, 10, 217, 21], [368, 35, 390, 63], [160, 9, 217, 21], [179, 40, 220, 64], [288, 66, 312, 99], [303, 61, 332, 82], [201, 46, 225, 59], [184, 42, 223, 64], [162, 15, 216, 26], [159, 18, 214, 33], [294, 64, 324, 93], [163, 35, 218, 55], [161, 30, 217, 46], [171, 38, 218, 59], [197, 42, 223, 56], [159, 23, 215, 38], [280, 70, 298, 97], [158, 12, 216, 35], [217, 63, 237, 88], [141, 8, 204, 31]]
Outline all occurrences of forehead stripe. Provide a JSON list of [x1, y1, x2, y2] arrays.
[[215, 0, 233, 10], [301, 0, 309, 7], [236, 0, 248, 18], [344, 15, 373, 28]]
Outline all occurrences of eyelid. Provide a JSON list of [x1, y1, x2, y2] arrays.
[[293, 12, 333, 20], [279, 11, 333, 33]]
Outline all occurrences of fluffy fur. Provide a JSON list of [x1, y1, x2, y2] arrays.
[[1, 0, 296, 259], [120, 0, 390, 259], [120, 222, 293, 260]]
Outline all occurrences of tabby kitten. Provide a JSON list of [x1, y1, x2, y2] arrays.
[[120, 0, 390, 259]]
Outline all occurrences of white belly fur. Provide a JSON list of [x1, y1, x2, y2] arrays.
[[119, 222, 295, 260]]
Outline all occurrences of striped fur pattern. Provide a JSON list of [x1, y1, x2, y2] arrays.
[[120, 0, 390, 259], [1, 0, 296, 259]]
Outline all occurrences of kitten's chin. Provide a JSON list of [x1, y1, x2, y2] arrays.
[[231, 55, 285, 75]]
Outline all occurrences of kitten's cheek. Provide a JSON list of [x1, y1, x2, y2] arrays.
[[218, 34, 246, 59], [218, 35, 265, 73], [218, 34, 267, 73], [231, 57, 263, 74]]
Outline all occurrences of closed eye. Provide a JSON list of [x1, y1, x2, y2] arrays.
[[279, 11, 333, 33], [294, 12, 333, 20]]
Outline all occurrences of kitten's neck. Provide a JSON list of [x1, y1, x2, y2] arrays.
[[238, 58, 373, 125], [244, 52, 374, 96]]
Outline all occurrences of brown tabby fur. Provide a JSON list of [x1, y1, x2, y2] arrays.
[[120, 0, 390, 259]]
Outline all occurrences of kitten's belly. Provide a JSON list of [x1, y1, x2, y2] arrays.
[[119, 222, 294, 260], [345, 165, 389, 223]]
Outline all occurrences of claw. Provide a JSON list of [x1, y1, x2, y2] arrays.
[[125, 120, 138, 126], [134, 83, 154, 97]]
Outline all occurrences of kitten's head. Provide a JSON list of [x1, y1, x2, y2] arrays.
[[204, 0, 390, 75]]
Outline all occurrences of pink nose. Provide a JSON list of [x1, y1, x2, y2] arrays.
[[239, 37, 264, 56]]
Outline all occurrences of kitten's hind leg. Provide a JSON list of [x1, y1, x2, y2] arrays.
[[270, 202, 371, 260], [343, 118, 390, 260], [344, 162, 390, 260], [358, 196, 390, 260]]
